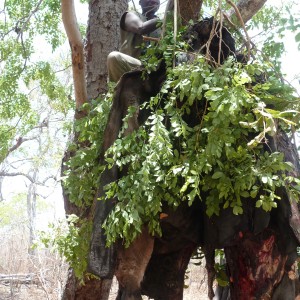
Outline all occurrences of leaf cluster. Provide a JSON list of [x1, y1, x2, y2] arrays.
[[62, 93, 113, 208], [37, 214, 92, 281], [102, 46, 300, 246]]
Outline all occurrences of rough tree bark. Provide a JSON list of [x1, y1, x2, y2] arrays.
[[61, 0, 127, 299], [85, 0, 128, 99], [176, 0, 203, 25]]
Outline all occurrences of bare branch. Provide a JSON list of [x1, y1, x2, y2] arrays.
[[7, 137, 36, 156], [0, 171, 58, 187], [0, 171, 34, 182], [227, 0, 268, 25], [41, 175, 58, 185], [61, 0, 88, 118]]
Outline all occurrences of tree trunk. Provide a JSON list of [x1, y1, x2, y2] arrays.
[[62, 269, 112, 300], [225, 231, 287, 300], [61, 0, 299, 299], [178, 0, 203, 25], [165, 0, 268, 26], [61, 0, 127, 299], [227, 0, 268, 25], [85, 0, 128, 100]]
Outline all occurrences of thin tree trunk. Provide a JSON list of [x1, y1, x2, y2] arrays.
[[27, 170, 37, 256]]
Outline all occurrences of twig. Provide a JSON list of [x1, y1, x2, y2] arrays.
[[173, 0, 178, 68], [225, 0, 251, 61], [142, 36, 160, 42], [205, 12, 219, 66], [218, 1, 223, 65]]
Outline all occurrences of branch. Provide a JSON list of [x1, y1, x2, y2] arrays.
[[225, 0, 251, 60], [41, 175, 58, 185], [0, 171, 34, 182], [61, 0, 88, 118], [0, 171, 57, 187], [227, 0, 268, 25], [7, 136, 36, 156], [17, 0, 44, 39]]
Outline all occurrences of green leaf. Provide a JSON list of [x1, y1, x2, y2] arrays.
[[233, 206, 243, 215], [212, 171, 224, 179]]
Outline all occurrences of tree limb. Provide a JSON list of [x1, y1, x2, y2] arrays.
[[61, 0, 88, 118], [0, 171, 34, 182], [7, 136, 36, 156], [227, 0, 268, 25]]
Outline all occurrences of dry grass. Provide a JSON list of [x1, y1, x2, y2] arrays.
[[0, 226, 68, 300], [0, 226, 209, 300]]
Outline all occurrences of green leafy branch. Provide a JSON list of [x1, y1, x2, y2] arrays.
[[36, 214, 92, 281], [102, 53, 300, 245]]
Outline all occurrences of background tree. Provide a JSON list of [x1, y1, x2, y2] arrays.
[[0, 0, 74, 297]]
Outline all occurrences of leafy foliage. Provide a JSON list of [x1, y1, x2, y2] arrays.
[[102, 49, 300, 245], [247, 2, 300, 71], [37, 214, 92, 280], [62, 92, 113, 208], [0, 0, 71, 162], [43, 1, 300, 280], [60, 5, 300, 251], [48, 94, 113, 278]]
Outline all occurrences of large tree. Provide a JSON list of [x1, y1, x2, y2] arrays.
[[61, 0, 127, 298], [58, 0, 300, 299], [0, 0, 299, 299], [62, 0, 300, 299]]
